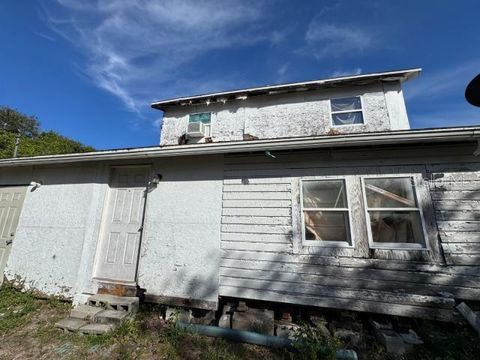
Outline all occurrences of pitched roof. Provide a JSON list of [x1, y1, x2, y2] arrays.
[[151, 68, 421, 110]]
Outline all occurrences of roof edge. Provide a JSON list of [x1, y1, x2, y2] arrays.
[[151, 68, 422, 110], [0, 126, 477, 168]]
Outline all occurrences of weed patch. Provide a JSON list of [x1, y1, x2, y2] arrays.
[[0, 284, 40, 333]]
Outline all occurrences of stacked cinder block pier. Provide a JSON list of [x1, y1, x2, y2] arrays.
[[55, 294, 139, 335]]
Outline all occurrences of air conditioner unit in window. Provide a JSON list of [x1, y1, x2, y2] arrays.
[[186, 121, 205, 138]]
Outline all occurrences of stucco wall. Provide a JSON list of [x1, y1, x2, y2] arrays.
[[3, 164, 108, 298], [137, 155, 223, 307], [160, 81, 410, 146]]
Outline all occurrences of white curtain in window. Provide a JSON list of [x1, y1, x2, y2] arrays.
[[331, 97, 361, 111], [332, 112, 363, 125]]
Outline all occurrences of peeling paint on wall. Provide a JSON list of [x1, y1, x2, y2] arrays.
[[160, 82, 408, 146]]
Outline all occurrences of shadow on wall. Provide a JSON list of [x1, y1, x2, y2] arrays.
[[218, 142, 480, 321]]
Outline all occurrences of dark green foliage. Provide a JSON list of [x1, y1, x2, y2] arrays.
[[292, 323, 341, 360], [405, 321, 480, 360], [0, 106, 94, 158], [0, 106, 40, 138]]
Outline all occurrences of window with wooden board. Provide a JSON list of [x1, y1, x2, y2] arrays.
[[362, 176, 427, 249]]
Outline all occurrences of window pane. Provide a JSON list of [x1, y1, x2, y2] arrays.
[[369, 211, 424, 245], [303, 180, 347, 208], [365, 177, 417, 208], [332, 112, 363, 125], [331, 97, 361, 111], [189, 112, 211, 124], [304, 211, 350, 242]]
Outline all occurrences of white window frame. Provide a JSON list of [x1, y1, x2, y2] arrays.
[[300, 177, 354, 248], [330, 95, 365, 127], [360, 174, 429, 250], [187, 111, 213, 137]]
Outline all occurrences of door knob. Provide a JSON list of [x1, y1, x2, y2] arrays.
[[6, 240, 13, 245], [10, 233, 14, 237]]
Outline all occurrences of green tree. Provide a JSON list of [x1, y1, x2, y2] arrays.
[[0, 106, 40, 138], [0, 106, 95, 158]]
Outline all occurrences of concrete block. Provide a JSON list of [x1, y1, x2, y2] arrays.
[[222, 303, 235, 315], [165, 307, 192, 323], [310, 315, 327, 327], [275, 320, 299, 340], [79, 323, 115, 335], [73, 293, 92, 307], [218, 314, 231, 328], [330, 319, 363, 332], [333, 328, 362, 348], [70, 305, 104, 321], [232, 308, 274, 336], [87, 294, 139, 313], [237, 301, 248, 312], [95, 310, 129, 325], [399, 329, 423, 345], [310, 315, 331, 337], [369, 318, 393, 331], [374, 329, 405, 356], [191, 310, 216, 325], [55, 317, 88, 332]]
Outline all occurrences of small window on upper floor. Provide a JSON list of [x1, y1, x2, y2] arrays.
[[330, 96, 364, 126], [189, 112, 211, 124], [188, 112, 211, 137]]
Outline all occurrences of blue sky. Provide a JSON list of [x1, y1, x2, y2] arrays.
[[1, 1, 479, 150]]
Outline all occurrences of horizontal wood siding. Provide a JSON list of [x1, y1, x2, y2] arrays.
[[428, 165, 480, 266], [220, 143, 480, 321]]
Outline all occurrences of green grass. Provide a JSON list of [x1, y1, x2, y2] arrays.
[[0, 284, 41, 333], [1, 285, 479, 359]]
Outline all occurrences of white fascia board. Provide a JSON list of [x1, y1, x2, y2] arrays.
[[0, 127, 477, 168]]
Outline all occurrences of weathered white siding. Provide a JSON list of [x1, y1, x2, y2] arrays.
[[3, 164, 109, 298], [137, 155, 224, 309], [219, 142, 480, 321], [428, 166, 480, 266], [160, 82, 409, 146]]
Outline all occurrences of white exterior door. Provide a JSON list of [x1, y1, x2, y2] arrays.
[[94, 167, 150, 284], [0, 186, 27, 283]]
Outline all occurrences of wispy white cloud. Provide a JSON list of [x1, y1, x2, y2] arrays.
[[404, 61, 480, 100], [303, 20, 373, 59], [41, 0, 276, 121], [330, 67, 363, 78]]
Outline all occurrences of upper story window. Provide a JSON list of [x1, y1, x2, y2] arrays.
[[301, 179, 352, 247], [362, 176, 426, 249], [330, 96, 364, 126], [188, 112, 211, 137], [189, 112, 211, 124]]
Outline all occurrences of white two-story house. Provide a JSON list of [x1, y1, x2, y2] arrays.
[[0, 68, 479, 322]]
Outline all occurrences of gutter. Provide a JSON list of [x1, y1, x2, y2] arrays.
[[0, 127, 477, 168]]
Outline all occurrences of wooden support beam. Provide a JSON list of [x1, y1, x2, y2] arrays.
[[456, 302, 480, 336]]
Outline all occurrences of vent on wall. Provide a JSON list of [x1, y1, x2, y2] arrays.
[[187, 122, 205, 138]]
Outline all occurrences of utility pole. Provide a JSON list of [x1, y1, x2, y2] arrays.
[[13, 130, 20, 157], [0, 120, 20, 158]]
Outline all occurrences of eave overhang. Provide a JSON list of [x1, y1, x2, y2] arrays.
[[0, 127, 478, 168], [151, 68, 421, 111]]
